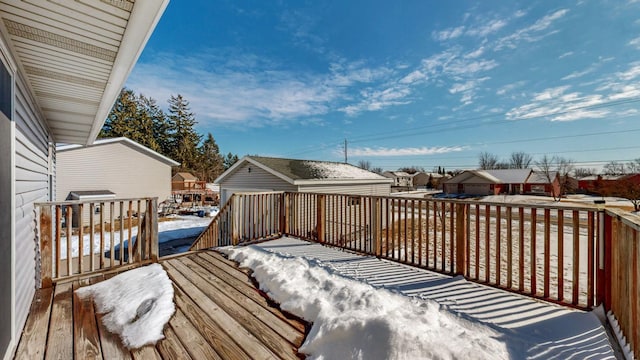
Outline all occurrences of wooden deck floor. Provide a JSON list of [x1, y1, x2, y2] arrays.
[[14, 251, 308, 360]]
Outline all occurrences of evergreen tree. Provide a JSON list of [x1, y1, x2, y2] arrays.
[[223, 152, 239, 170], [197, 133, 224, 182], [166, 94, 201, 172], [100, 88, 138, 139], [138, 94, 166, 153]]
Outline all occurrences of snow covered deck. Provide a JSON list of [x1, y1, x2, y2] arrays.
[[239, 237, 617, 359], [14, 250, 307, 359]]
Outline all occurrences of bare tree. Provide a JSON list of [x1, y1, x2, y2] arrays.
[[626, 158, 640, 174], [478, 152, 499, 170], [357, 160, 371, 171], [509, 151, 533, 169], [603, 161, 626, 175], [399, 166, 424, 174], [371, 167, 383, 174], [574, 167, 597, 178], [536, 155, 575, 201]]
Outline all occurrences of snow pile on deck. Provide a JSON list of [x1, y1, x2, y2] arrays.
[[224, 246, 508, 359], [75, 263, 175, 349]]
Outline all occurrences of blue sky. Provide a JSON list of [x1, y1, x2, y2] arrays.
[[127, 0, 640, 171]]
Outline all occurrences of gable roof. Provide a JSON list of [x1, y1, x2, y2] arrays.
[[173, 172, 198, 181], [0, 1, 168, 145], [526, 171, 557, 184], [56, 137, 179, 167], [445, 169, 535, 184], [217, 156, 392, 185]]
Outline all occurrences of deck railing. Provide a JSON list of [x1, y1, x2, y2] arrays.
[[191, 191, 639, 358], [190, 192, 284, 250], [36, 197, 158, 287]]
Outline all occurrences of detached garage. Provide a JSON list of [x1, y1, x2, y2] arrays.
[[216, 156, 393, 204]]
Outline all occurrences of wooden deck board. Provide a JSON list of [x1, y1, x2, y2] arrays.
[[13, 287, 53, 359], [15, 250, 307, 360]]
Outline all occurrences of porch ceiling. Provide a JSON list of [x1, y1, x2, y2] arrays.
[[0, 0, 168, 145]]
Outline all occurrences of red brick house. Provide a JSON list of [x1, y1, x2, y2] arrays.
[[443, 169, 561, 197]]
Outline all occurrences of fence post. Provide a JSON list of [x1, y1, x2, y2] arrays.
[[39, 205, 53, 288], [455, 203, 468, 276], [316, 194, 326, 242], [150, 198, 159, 261]]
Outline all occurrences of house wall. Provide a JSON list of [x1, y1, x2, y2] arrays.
[[298, 182, 391, 196], [2, 30, 54, 358], [56, 141, 173, 205], [219, 162, 297, 204]]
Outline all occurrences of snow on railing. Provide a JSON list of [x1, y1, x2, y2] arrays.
[[36, 197, 158, 287]]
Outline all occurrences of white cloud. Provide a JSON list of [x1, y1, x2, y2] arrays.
[[551, 109, 609, 121], [432, 26, 465, 41], [399, 70, 427, 84], [127, 52, 394, 127], [496, 80, 526, 95], [562, 68, 593, 80], [495, 9, 569, 50], [617, 63, 640, 80], [558, 51, 574, 59], [466, 19, 507, 37], [350, 146, 466, 157], [464, 47, 485, 59], [629, 37, 640, 49], [532, 85, 571, 101]]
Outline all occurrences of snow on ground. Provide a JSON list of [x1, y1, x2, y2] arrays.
[[59, 214, 214, 259], [75, 263, 175, 349], [223, 237, 616, 360]]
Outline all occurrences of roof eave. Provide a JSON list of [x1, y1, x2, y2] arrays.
[[85, 0, 170, 145]]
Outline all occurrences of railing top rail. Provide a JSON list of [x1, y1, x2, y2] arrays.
[[35, 197, 157, 207], [285, 191, 601, 212], [606, 207, 640, 231], [232, 191, 285, 196]]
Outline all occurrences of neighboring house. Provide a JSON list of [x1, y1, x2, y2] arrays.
[[217, 156, 393, 204], [57, 137, 178, 202], [0, 2, 167, 358], [412, 172, 445, 189], [172, 172, 199, 190], [443, 169, 560, 197], [578, 174, 640, 194], [382, 171, 413, 189], [56, 137, 179, 224]]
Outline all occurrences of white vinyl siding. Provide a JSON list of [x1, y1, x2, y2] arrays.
[[299, 183, 391, 196], [13, 70, 51, 351], [219, 162, 296, 204], [56, 141, 173, 204]]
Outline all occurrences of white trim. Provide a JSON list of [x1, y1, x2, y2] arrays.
[[215, 156, 296, 185], [57, 137, 180, 166], [86, 0, 170, 145]]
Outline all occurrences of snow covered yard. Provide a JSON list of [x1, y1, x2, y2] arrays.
[[56, 214, 214, 259], [223, 237, 616, 359]]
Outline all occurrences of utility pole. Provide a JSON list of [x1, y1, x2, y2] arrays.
[[344, 139, 348, 163]]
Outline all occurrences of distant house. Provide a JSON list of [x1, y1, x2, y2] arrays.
[[382, 171, 413, 190], [217, 156, 393, 204], [172, 172, 204, 192], [443, 169, 560, 197], [56, 137, 179, 207], [412, 172, 445, 189], [578, 174, 640, 194]]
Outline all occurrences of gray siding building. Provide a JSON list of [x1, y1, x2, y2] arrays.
[[217, 156, 392, 204]]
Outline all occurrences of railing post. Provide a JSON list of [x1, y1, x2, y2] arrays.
[[150, 198, 159, 262], [39, 205, 53, 288], [373, 198, 381, 256], [316, 194, 326, 242], [279, 193, 286, 236], [603, 211, 613, 310], [455, 203, 468, 276], [231, 196, 239, 245]]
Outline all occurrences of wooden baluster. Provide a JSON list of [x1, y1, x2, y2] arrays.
[[558, 209, 564, 302], [544, 209, 551, 298]]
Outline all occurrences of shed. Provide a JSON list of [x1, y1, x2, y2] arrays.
[[56, 137, 179, 206], [216, 156, 393, 204], [0, 1, 167, 357]]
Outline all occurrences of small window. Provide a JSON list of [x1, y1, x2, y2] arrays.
[[0, 59, 11, 119]]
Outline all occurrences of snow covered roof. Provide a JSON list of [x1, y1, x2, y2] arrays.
[[57, 137, 179, 167], [484, 169, 532, 183], [218, 156, 392, 185], [526, 171, 557, 184]]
